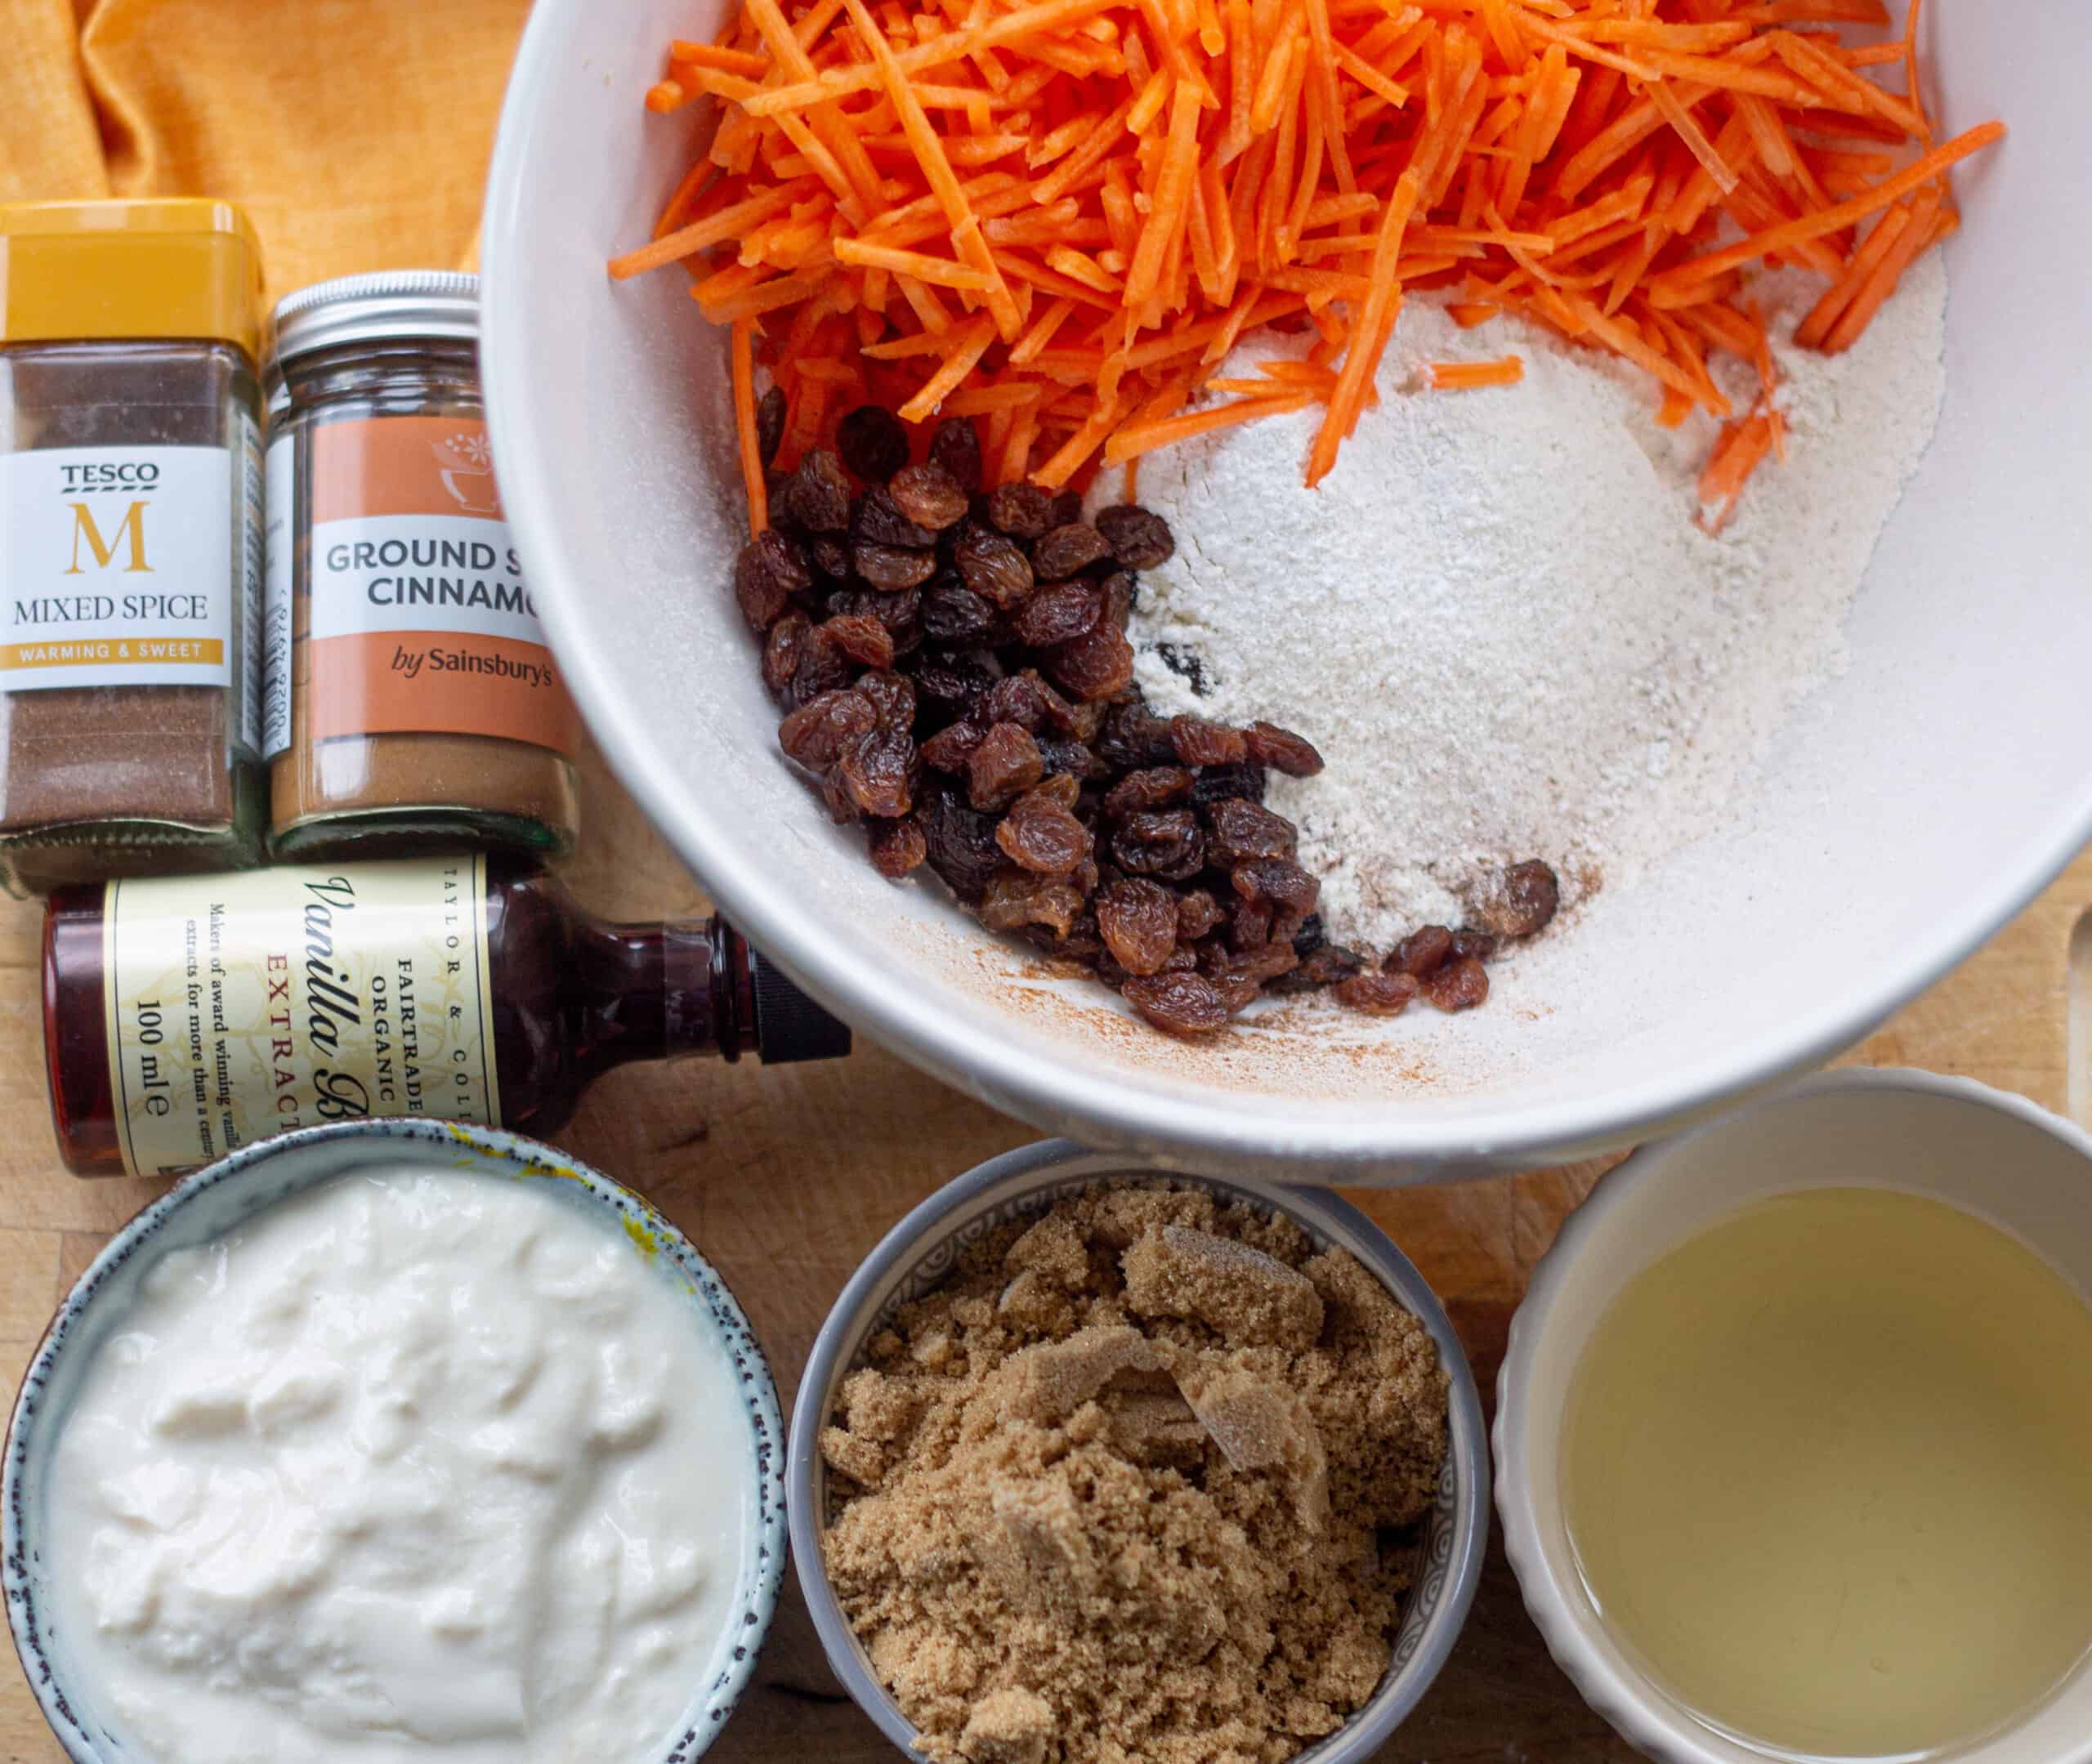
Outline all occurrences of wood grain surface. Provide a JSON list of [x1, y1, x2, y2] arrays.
[[1, 738, 2085, 1763]]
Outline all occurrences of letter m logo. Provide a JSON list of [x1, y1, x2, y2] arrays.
[[65, 500, 150, 574]]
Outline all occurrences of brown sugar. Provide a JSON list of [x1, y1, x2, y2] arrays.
[[820, 1184, 1450, 1764]]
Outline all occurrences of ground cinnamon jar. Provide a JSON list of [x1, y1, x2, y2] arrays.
[[263, 271, 580, 858], [42, 854, 852, 1177], [0, 200, 267, 895]]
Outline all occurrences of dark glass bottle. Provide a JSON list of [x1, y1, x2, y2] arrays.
[[43, 854, 849, 1177]]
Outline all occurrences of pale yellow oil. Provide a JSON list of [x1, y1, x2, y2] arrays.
[[1561, 1187, 2092, 1761]]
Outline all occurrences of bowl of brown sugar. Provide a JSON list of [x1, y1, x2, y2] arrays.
[[786, 1144, 1486, 1764]]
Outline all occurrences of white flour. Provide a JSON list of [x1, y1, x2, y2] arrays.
[[1124, 261, 1948, 951]]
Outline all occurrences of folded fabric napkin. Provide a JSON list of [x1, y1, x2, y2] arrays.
[[2, 0, 531, 294]]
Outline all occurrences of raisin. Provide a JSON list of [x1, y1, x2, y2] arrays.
[[810, 534, 853, 581], [1027, 772, 1080, 809], [1272, 944, 1368, 993], [1243, 720, 1325, 778], [869, 816, 928, 879], [1046, 623, 1133, 701], [997, 791, 1093, 874], [982, 672, 1051, 731], [822, 614, 895, 669], [1097, 703, 1179, 770], [1122, 971, 1228, 1035], [1012, 581, 1102, 648], [917, 782, 1004, 903], [1206, 797, 1297, 864], [1231, 941, 1301, 985], [1449, 929, 1499, 963], [1392, 925, 1455, 978], [853, 541, 936, 591], [954, 524, 1035, 609], [838, 727, 918, 818], [1231, 857, 1319, 918], [1097, 572, 1137, 630], [1050, 490, 1085, 526], [921, 576, 999, 642], [784, 449, 854, 532], [1038, 738, 1108, 782], [984, 481, 1053, 538], [1096, 878, 1179, 976], [836, 405, 910, 482], [977, 869, 1085, 937], [1232, 896, 1275, 950], [860, 485, 941, 548], [928, 418, 984, 493], [920, 717, 986, 772], [913, 647, 1001, 714], [1031, 521, 1111, 581], [755, 385, 787, 468], [1291, 913, 1325, 957], [734, 529, 810, 632], [779, 689, 877, 768], [1188, 762, 1267, 806], [1170, 715, 1249, 767], [1066, 699, 1108, 744], [789, 625, 856, 707], [1474, 859, 1562, 940], [829, 584, 922, 638], [968, 722, 1044, 811], [1094, 502, 1175, 569], [887, 461, 969, 530], [1104, 766, 1194, 818], [1113, 809, 1203, 877], [1176, 890, 1224, 940], [1335, 971, 1419, 1016], [819, 765, 860, 824], [1425, 956, 1490, 1012], [855, 668, 917, 731], [762, 611, 811, 697]]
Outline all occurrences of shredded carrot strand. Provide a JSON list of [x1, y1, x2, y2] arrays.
[[1427, 355, 1523, 389], [730, 319, 767, 538]]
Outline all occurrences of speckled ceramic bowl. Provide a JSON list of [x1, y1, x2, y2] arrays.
[[787, 1141, 1488, 1761], [2, 1119, 787, 1764]]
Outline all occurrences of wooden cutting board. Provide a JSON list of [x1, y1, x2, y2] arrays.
[[0, 739, 2083, 1762]]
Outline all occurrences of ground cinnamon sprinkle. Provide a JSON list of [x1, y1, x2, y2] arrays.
[[820, 1184, 1449, 1764]]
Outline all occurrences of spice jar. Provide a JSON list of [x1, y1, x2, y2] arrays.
[[42, 854, 853, 1177], [264, 271, 580, 859], [0, 200, 267, 895]]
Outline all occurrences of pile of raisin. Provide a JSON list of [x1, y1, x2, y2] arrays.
[[733, 398, 1561, 1037]]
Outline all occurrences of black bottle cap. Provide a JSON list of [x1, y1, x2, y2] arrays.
[[749, 947, 854, 1064]]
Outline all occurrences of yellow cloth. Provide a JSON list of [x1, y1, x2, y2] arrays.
[[1, 0, 532, 300]]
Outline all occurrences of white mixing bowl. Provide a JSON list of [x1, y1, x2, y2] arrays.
[[481, 2, 2092, 1180]]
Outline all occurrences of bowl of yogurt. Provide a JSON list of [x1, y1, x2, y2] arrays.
[[2, 1119, 786, 1764]]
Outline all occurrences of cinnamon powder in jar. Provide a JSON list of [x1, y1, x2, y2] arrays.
[[263, 272, 579, 860]]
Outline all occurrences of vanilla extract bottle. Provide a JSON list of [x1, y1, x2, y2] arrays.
[[42, 854, 850, 1176]]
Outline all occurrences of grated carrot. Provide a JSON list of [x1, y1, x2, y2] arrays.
[[1427, 354, 1523, 389], [617, 0, 2002, 509], [730, 318, 767, 538]]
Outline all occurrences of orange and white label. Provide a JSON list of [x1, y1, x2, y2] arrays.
[[269, 416, 577, 757], [0, 444, 245, 694]]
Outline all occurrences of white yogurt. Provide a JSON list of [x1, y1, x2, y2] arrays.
[[45, 1168, 753, 1764]]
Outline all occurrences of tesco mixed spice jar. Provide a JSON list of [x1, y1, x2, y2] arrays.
[[0, 200, 268, 894], [263, 271, 581, 860]]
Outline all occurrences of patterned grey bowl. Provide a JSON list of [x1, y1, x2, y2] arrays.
[[787, 1140, 1488, 1761], [2, 1118, 787, 1764]]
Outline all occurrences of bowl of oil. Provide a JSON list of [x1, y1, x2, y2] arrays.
[[1495, 1070, 2092, 1764]]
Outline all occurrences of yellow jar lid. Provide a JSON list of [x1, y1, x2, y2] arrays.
[[0, 199, 265, 362]]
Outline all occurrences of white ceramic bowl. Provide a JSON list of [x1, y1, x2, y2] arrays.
[[1495, 1070, 2092, 1764], [785, 1142, 1489, 1760], [2, 1119, 788, 1764], [481, 2, 2092, 1180]]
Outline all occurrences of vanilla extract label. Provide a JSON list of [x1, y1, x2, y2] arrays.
[[101, 856, 501, 1177]]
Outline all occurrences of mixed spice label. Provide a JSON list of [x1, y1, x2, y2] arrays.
[[264, 415, 577, 758], [0, 440, 254, 694], [99, 855, 501, 1177]]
